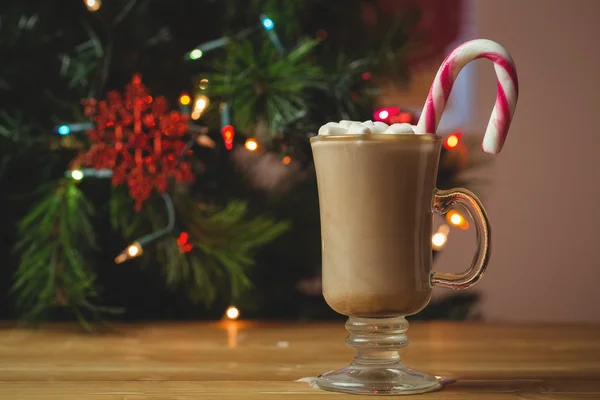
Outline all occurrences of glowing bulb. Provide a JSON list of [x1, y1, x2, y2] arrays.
[[262, 17, 274, 31], [85, 0, 101, 11], [379, 110, 389, 120], [450, 213, 462, 225], [191, 110, 201, 120], [194, 95, 209, 111], [190, 49, 203, 60], [282, 156, 291, 165], [198, 78, 209, 90], [71, 170, 84, 180], [245, 138, 258, 152], [114, 241, 143, 264], [128, 245, 139, 257], [446, 135, 459, 148], [446, 210, 469, 230], [58, 125, 70, 135], [226, 306, 240, 320], [179, 94, 191, 105], [432, 232, 447, 248]]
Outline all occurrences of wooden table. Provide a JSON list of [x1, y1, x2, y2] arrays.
[[0, 321, 599, 399]]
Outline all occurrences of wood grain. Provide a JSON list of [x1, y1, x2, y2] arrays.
[[0, 321, 598, 399]]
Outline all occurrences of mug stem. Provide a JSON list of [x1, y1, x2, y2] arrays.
[[315, 316, 442, 395]]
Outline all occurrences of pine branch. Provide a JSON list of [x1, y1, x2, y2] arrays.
[[111, 187, 290, 304], [205, 38, 324, 136], [12, 180, 120, 330]]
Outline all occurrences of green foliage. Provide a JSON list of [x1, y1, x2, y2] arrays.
[[110, 187, 290, 305], [205, 38, 324, 136], [12, 180, 119, 330]]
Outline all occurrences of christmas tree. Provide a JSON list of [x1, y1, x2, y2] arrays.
[[1, 0, 487, 328]]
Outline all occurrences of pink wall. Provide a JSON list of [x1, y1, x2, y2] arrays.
[[436, 0, 600, 322]]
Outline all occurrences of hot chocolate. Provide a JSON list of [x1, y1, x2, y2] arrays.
[[311, 134, 442, 317]]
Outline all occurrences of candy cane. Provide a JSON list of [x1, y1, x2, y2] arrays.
[[416, 39, 519, 154]]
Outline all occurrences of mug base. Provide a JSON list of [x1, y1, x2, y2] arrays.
[[316, 363, 442, 395], [315, 316, 444, 395]]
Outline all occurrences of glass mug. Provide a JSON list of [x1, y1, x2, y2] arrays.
[[311, 133, 491, 395]]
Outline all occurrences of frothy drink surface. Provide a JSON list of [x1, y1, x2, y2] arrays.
[[312, 135, 441, 317]]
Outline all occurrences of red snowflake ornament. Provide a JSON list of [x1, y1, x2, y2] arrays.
[[83, 75, 194, 210]]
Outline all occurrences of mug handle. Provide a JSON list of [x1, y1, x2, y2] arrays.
[[431, 188, 491, 289]]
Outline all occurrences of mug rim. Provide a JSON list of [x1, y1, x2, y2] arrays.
[[310, 133, 442, 143]]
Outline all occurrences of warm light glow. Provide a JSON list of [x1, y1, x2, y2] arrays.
[[446, 210, 469, 230], [432, 232, 447, 248], [226, 306, 240, 320], [190, 49, 203, 60], [128, 245, 139, 257], [198, 78, 209, 90], [85, 0, 101, 11], [444, 132, 463, 150], [194, 95, 209, 111], [179, 94, 191, 105], [446, 135, 459, 148], [71, 170, 84, 181], [378, 110, 389, 120], [244, 138, 259, 152], [191, 110, 201, 120], [115, 242, 143, 264], [282, 156, 291, 165], [450, 213, 463, 225]]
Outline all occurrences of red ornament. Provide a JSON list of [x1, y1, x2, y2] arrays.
[[221, 125, 235, 150], [82, 75, 194, 211]]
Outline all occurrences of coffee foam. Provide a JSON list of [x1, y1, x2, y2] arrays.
[[318, 120, 417, 136]]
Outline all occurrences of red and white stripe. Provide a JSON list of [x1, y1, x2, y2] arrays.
[[416, 39, 519, 154]]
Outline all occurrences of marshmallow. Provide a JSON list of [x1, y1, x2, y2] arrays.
[[372, 121, 389, 133], [318, 122, 347, 135], [383, 123, 415, 134], [347, 122, 372, 134]]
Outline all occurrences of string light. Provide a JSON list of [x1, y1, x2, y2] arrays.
[[432, 224, 450, 251], [444, 132, 463, 150], [198, 78, 209, 90], [71, 170, 84, 181], [115, 241, 143, 264], [113, 193, 175, 264], [177, 232, 193, 253], [179, 94, 191, 106], [373, 107, 400, 122], [65, 168, 113, 180], [225, 306, 240, 320], [84, 0, 101, 12], [54, 122, 94, 135], [191, 95, 209, 120], [261, 15, 275, 31], [259, 14, 284, 54], [244, 138, 258, 152], [446, 210, 469, 230], [282, 156, 291, 165], [189, 49, 203, 60], [396, 112, 413, 124], [362, 72, 372, 80]]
